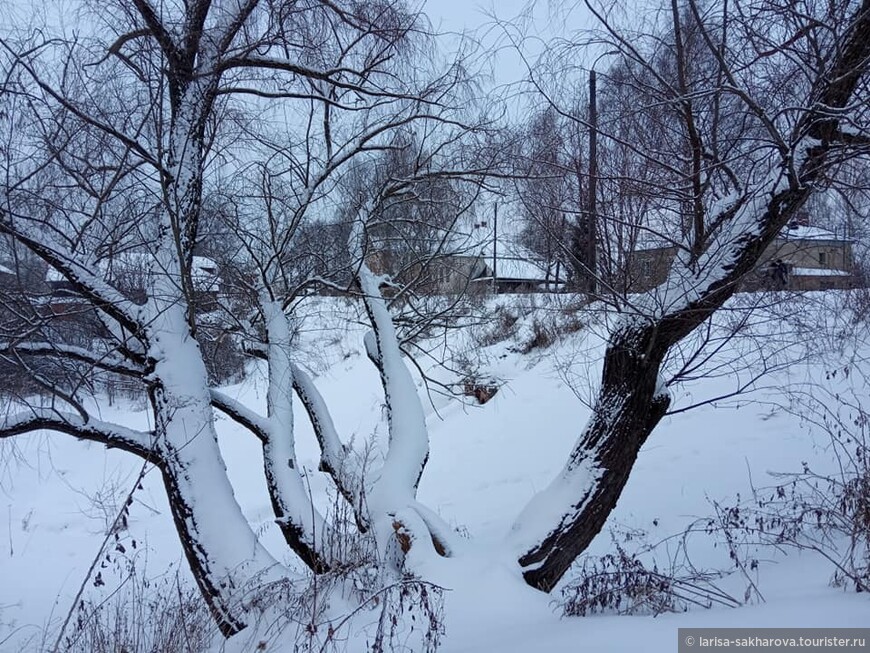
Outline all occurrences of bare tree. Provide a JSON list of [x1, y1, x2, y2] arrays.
[[0, 0, 484, 635], [508, 0, 870, 591], [511, 107, 579, 283], [3, 0, 867, 641]]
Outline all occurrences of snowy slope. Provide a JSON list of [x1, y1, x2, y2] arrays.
[[1, 293, 867, 651]]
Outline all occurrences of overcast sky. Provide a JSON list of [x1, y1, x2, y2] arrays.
[[423, 0, 528, 31]]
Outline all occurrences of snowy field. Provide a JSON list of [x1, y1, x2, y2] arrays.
[[1, 292, 867, 652]]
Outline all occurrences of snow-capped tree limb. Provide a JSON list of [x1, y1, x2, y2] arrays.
[[350, 218, 429, 493], [291, 362, 367, 527], [1, 342, 145, 377], [0, 410, 156, 460], [210, 388, 270, 443], [258, 297, 334, 572], [346, 212, 450, 564]]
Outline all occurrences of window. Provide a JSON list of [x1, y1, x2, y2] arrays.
[[640, 259, 653, 277], [819, 251, 827, 265]]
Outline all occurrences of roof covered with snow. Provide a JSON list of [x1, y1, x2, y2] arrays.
[[791, 267, 852, 277], [44, 254, 220, 291], [777, 225, 849, 241], [478, 256, 554, 282], [467, 240, 564, 283], [632, 225, 852, 253]]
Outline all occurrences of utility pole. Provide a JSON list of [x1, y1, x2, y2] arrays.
[[492, 203, 499, 294], [555, 212, 566, 290], [587, 69, 598, 295]]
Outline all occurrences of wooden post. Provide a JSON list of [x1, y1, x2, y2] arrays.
[[587, 69, 598, 294]]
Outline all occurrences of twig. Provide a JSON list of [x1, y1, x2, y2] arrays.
[[50, 459, 151, 653]]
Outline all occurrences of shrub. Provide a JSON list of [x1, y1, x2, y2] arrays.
[[61, 571, 215, 653], [513, 318, 555, 354], [561, 536, 742, 617]]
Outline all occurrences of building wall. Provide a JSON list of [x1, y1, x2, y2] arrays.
[[629, 238, 856, 293], [788, 274, 855, 291], [628, 246, 678, 292], [760, 239, 852, 271]]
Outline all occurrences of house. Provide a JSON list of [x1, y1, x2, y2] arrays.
[[465, 241, 567, 293], [431, 216, 568, 294], [629, 222, 857, 292], [104, 253, 222, 308], [752, 224, 855, 290], [398, 240, 566, 294], [363, 215, 567, 294]]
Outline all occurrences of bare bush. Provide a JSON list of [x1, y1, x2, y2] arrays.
[[570, 379, 870, 622], [561, 532, 741, 618], [61, 571, 215, 653], [702, 390, 870, 593], [472, 305, 520, 348]]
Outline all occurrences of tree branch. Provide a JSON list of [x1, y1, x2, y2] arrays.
[[291, 363, 365, 524], [209, 388, 269, 443], [0, 410, 156, 459], [0, 342, 145, 377]]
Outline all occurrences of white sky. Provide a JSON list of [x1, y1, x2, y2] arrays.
[[423, 0, 531, 32]]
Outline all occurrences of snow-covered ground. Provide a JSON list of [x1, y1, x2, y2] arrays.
[[1, 293, 867, 652]]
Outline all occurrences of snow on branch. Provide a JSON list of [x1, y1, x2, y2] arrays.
[[0, 210, 143, 335], [209, 388, 270, 443], [0, 342, 145, 377], [0, 410, 156, 459]]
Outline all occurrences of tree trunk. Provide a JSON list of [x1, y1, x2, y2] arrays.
[[149, 303, 284, 636], [261, 300, 333, 572], [513, 325, 670, 591]]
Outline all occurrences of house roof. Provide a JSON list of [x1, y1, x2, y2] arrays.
[[631, 223, 851, 253], [0, 263, 15, 276], [44, 254, 220, 291], [778, 225, 850, 241], [476, 257, 555, 283], [469, 242, 565, 283], [791, 267, 851, 277]]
